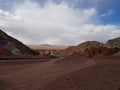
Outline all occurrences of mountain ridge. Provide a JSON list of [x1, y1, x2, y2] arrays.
[[54, 38, 120, 57], [0, 29, 37, 56]]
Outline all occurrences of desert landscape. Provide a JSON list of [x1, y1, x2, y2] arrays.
[[0, 57, 120, 90], [0, 0, 120, 90], [0, 30, 120, 90], [28, 45, 68, 50]]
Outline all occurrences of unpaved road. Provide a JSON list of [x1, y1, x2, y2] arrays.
[[0, 57, 120, 90], [0, 57, 95, 90]]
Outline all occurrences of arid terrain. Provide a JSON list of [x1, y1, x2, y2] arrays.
[[0, 30, 120, 90], [0, 0, 120, 89], [0, 57, 120, 90], [28, 45, 68, 50]]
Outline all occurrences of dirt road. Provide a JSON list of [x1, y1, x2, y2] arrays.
[[0, 57, 120, 90], [0, 57, 95, 90]]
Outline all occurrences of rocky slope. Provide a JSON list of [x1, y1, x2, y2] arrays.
[[54, 38, 120, 57], [106, 37, 120, 48], [0, 30, 37, 56], [54, 41, 104, 57]]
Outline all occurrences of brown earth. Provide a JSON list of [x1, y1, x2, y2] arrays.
[[54, 40, 120, 57], [0, 48, 12, 56], [0, 57, 120, 90], [28, 45, 68, 50], [69, 47, 120, 58], [28, 45, 68, 57]]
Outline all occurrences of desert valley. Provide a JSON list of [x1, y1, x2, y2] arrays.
[[0, 0, 120, 90], [0, 30, 120, 90]]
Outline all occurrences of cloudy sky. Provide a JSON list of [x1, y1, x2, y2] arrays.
[[0, 0, 120, 45]]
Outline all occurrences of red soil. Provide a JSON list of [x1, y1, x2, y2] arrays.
[[0, 57, 120, 90], [83, 47, 120, 57], [0, 48, 11, 57], [69, 47, 120, 58], [45, 58, 120, 90]]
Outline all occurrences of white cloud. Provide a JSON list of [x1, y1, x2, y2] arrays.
[[0, 0, 120, 46], [100, 9, 114, 17]]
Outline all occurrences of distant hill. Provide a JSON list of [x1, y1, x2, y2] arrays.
[[54, 38, 120, 57], [40, 44, 52, 46], [0, 29, 36, 56], [28, 45, 68, 50]]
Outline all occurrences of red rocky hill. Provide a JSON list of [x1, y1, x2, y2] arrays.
[[54, 38, 120, 58]]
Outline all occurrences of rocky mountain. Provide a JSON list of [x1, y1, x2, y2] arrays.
[[54, 38, 120, 57], [1, 29, 119, 58], [106, 37, 120, 57], [76, 41, 104, 53], [53, 46, 77, 57], [54, 41, 104, 57], [106, 37, 120, 48], [0, 30, 37, 56]]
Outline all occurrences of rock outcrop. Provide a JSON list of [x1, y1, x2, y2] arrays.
[[54, 38, 120, 58], [76, 41, 104, 53], [0, 30, 37, 56], [54, 46, 77, 57], [54, 41, 104, 57], [106, 37, 120, 48]]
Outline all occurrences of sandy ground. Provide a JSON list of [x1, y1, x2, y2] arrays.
[[0, 57, 120, 90], [28, 45, 68, 50]]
